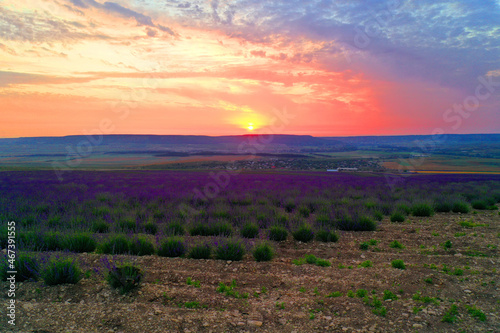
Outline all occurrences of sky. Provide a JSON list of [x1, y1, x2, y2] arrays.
[[0, 0, 499, 138]]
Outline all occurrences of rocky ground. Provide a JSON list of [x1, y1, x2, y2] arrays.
[[1, 210, 499, 333]]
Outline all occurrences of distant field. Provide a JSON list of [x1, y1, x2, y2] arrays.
[[0, 154, 263, 169], [144, 154, 261, 166], [382, 156, 500, 173]]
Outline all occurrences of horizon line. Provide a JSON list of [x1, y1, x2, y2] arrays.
[[2, 132, 500, 140]]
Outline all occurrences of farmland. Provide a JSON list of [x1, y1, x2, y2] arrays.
[[1, 170, 499, 332]]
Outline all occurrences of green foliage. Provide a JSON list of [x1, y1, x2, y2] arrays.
[[151, 208, 165, 219], [443, 240, 452, 249], [372, 306, 387, 317], [315, 230, 339, 243], [43, 232, 62, 251], [189, 222, 232, 237], [356, 289, 368, 297], [338, 216, 377, 231], [423, 277, 433, 284], [1, 253, 40, 282], [411, 203, 434, 217], [363, 295, 386, 317], [442, 304, 459, 323], [129, 236, 156, 256], [183, 301, 206, 308], [326, 291, 342, 298], [390, 211, 405, 223], [188, 223, 210, 236], [315, 214, 330, 224], [187, 243, 212, 259], [316, 259, 331, 267], [412, 291, 440, 305], [166, 221, 185, 236], [452, 201, 470, 214], [18, 231, 45, 251], [118, 218, 136, 232], [298, 205, 311, 218], [42, 257, 82, 286], [389, 240, 405, 249], [358, 260, 373, 268], [305, 254, 318, 264], [284, 199, 296, 212], [92, 206, 110, 217], [215, 239, 245, 261], [471, 200, 488, 210], [99, 235, 130, 254], [434, 201, 452, 213], [359, 242, 369, 250], [210, 222, 233, 237], [241, 222, 259, 238], [413, 306, 424, 314], [92, 221, 109, 233], [391, 259, 406, 270], [373, 211, 384, 221], [466, 305, 486, 321], [292, 254, 330, 267], [396, 203, 411, 215], [253, 242, 274, 262], [458, 219, 486, 228], [158, 237, 186, 257], [61, 233, 97, 253], [292, 224, 314, 242], [144, 222, 158, 235], [106, 264, 143, 294], [276, 301, 285, 310], [216, 280, 248, 299], [268, 225, 288, 242], [186, 277, 201, 288], [383, 290, 398, 301]]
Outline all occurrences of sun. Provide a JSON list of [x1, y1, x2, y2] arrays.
[[247, 123, 254, 131]]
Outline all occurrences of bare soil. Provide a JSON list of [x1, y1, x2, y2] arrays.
[[1, 210, 499, 333]]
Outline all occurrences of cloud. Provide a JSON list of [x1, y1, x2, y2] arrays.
[[66, 0, 176, 36], [168, 0, 499, 92], [250, 50, 266, 57], [0, 6, 111, 43], [0, 71, 96, 87], [146, 27, 157, 37], [69, 0, 88, 8]]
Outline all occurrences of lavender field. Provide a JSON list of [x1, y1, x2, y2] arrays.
[[1, 171, 499, 250], [1, 170, 500, 332]]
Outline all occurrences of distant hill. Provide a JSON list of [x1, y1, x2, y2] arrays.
[[0, 134, 337, 147], [326, 134, 500, 145], [0, 134, 499, 152]]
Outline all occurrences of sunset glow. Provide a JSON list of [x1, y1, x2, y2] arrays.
[[0, 0, 499, 138]]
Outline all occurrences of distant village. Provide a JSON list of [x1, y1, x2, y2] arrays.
[[196, 158, 385, 172]]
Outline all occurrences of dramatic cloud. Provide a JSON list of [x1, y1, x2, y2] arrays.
[[67, 0, 176, 35], [0, 0, 499, 137]]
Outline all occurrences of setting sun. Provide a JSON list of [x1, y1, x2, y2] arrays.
[[247, 123, 254, 131]]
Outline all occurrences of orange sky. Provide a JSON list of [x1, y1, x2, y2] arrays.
[[1, 0, 499, 138]]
